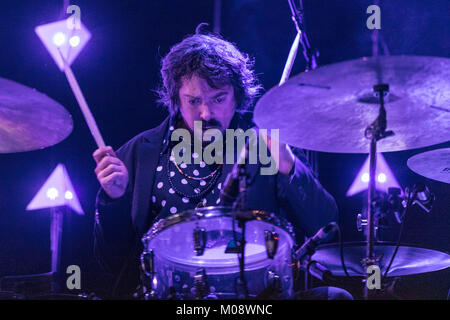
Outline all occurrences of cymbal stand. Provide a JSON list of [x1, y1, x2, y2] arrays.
[[232, 164, 249, 299], [363, 84, 394, 299]]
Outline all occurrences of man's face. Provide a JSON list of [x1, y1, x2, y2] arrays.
[[178, 75, 236, 133]]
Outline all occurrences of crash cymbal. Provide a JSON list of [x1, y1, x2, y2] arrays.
[[407, 148, 450, 184], [254, 55, 450, 153], [311, 242, 450, 277], [0, 78, 73, 153]]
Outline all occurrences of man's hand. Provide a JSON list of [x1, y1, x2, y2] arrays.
[[93, 146, 129, 199], [260, 131, 295, 176]]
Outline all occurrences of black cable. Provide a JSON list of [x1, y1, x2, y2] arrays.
[[337, 222, 351, 278], [382, 189, 412, 280]]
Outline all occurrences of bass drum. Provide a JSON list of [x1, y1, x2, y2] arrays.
[[141, 206, 296, 299]]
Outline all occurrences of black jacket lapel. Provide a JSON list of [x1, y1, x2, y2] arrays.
[[132, 118, 169, 236]]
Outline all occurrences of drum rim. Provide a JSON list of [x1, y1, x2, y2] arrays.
[[142, 206, 296, 243]]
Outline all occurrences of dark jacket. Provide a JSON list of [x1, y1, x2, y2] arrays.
[[94, 117, 338, 296]]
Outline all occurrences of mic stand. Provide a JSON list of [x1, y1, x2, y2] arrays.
[[285, 0, 317, 73], [283, 1, 320, 292], [232, 164, 249, 299], [362, 84, 394, 299]]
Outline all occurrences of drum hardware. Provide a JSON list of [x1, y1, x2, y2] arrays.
[[140, 250, 158, 299], [194, 269, 209, 300], [221, 143, 251, 299], [141, 250, 155, 277], [386, 188, 404, 224], [356, 187, 404, 235], [193, 225, 206, 256], [264, 230, 279, 259], [307, 261, 334, 283], [266, 271, 281, 291], [140, 207, 296, 299], [409, 183, 435, 214], [363, 83, 393, 299], [256, 270, 282, 299], [356, 214, 368, 232], [234, 220, 249, 299]]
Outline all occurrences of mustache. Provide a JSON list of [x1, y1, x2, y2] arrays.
[[202, 119, 221, 128]]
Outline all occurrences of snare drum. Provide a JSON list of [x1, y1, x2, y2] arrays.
[[140, 206, 295, 299]]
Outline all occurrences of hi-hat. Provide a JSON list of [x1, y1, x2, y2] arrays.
[[407, 148, 450, 184], [254, 55, 450, 153], [311, 242, 450, 277], [0, 78, 73, 153]]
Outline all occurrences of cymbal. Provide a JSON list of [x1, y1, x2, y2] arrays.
[[0, 78, 73, 153], [311, 242, 450, 277], [254, 55, 450, 153], [407, 148, 450, 184]]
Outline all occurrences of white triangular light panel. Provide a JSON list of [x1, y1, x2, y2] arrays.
[[35, 19, 91, 71], [26, 163, 84, 215], [346, 153, 402, 197]]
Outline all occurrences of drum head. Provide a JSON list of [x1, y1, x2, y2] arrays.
[[143, 207, 295, 273]]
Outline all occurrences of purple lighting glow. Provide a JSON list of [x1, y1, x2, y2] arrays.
[[346, 153, 402, 197]]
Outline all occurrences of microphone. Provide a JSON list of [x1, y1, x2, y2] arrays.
[[308, 261, 335, 283], [219, 142, 249, 206], [294, 222, 338, 261]]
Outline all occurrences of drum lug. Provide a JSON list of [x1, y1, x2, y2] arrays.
[[267, 271, 281, 288], [194, 268, 210, 299], [141, 250, 154, 276], [265, 230, 279, 259], [193, 225, 206, 256]]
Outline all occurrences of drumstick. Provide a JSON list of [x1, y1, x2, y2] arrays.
[[58, 49, 106, 148], [279, 31, 300, 86]]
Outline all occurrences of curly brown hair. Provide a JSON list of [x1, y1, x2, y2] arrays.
[[156, 26, 262, 116]]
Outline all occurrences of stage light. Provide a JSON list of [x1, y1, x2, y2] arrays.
[[347, 153, 402, 196], [378, 173, 387, 183], [52, 32, 66, 46], [26, 164, 84, 215], [69, 35, 80, 47], [46, 187, 59, 200], [65, 190, 74, 200], [361, 173, 370, 183], [35, 19, 91, 71]]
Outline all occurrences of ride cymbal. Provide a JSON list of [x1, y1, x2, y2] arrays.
[[254, 56, 450, 153]]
